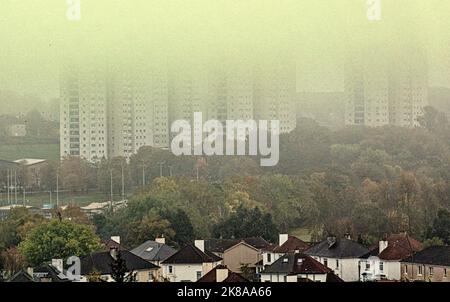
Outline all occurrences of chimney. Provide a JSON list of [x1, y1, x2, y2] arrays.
[[216, 267, 229, 282], [279, 234, 289, 246], [27, 267, 34, 277], [52, 259, 64, 273], [195, 240, 205, 253], [111, 236, 120, 244], [155, 236, 166, 245], [379, 240, 388, 253]]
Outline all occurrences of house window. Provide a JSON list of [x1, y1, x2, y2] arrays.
[[267, 254, 272, 262], [196, 271, 202, 280], [323, 258, 328, 267], [404, 266, 408, 275], [336, 260, 339, 268], [444, 268, 447, 278], [168, 266, 173, 274], [418, 265, 423, 275], [379, 262, 384, 271], [366, 263, 370, 270], [429, 267, 433, 276]]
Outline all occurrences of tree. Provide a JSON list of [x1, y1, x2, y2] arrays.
[[19, 220, 101, 266], [168, 210, 195, 247], [212, 206, 279, 242], [427, 209, 450, 245], [0, 247, 25, 278], [422, 237, 444, 249], [110, 251, 135, 282]]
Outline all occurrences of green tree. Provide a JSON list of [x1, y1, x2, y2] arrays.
[[110, 251, 136, 282], [19, 220, 101, 266], [213, 206, 279, 242], [427, 209, 450, 244]]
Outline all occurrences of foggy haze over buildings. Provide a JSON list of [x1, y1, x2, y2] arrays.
[[0, 0, 449, 105]]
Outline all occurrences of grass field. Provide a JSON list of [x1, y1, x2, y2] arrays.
[[0, 191, 108, 208], [0, 143, 59, 161]]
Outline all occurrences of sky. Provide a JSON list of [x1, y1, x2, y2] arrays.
[[0, 0, 449, 100]]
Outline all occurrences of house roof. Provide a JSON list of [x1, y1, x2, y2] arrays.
[[262, 253, 332, 275], [205, 237, 270, 253], [273, 236, 309, 253], [80, 250, 159, 275], [131, 240, 177, 262], [13, 159, 46, 166], [401, 246, 450, 267], [8, 270, 36, 282], [197, 265, 249, 282], [162, 244, 222, 264], [379, 234, 422, 260], [305, 237, 369, 258], [33, 264, 70, 282], [362, 233, 423, 261]]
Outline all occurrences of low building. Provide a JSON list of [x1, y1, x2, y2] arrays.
[[262, 234, 309, 267], [260, 252, 343, 282], [205, 237, 271, 275], [401, 246, 450, 282], [7, 124, 27, 137], [79, 249, 159, 282], [306, 236, 369, 282], [161, 241, 222, 282], [131, 237, 178, 281], [197, 265, 249, 282], [360, 233, 422, 281]]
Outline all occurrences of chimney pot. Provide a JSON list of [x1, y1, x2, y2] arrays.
[[195, 240, 205, 252], [279, 234, 289, 246]]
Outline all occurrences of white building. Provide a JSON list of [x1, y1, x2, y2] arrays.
[[161, 240, 222, 282], [359, 233, 423, 281], [305, 237, 369, 282]]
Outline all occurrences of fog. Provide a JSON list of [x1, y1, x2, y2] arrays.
[[0, 0, 449, 104]]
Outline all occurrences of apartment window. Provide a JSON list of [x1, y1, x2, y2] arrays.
[[429, 267, 433, 276], [267, 254, 271, 262], [379, 262, 384, 271], [196, 271, 202, 281], [168, 266, 173, 274], [418, 265, 423, 275], [323, 258, 328, 267]]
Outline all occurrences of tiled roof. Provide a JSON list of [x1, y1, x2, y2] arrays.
[[401, 246, 450, 266], [197, 265, 249, 282], [273, 236, 309, 253], [131, 240, 177, 262], [262, 253, 332, 275], [162, 244, 222, 264], [80, 250, 159, 275], [306, 237, 369, 258], [205, 237, 270, 253], [362, 233, 423, 261]]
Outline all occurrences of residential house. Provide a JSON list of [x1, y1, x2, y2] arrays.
[[401, 246, 450, 282], [262, 234, 309, 267], [306, 236, 369, 282], [161, 241, 222, 282], [260, 252, 343, 282], [131, 237, 178, 281], [197, 265, 249, 282], [205, 237, 271, 275], [360, 233, 422, 281], [79, 249, 159, 282]]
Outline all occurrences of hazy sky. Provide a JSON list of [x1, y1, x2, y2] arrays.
[[1, 0, 449, 100]]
